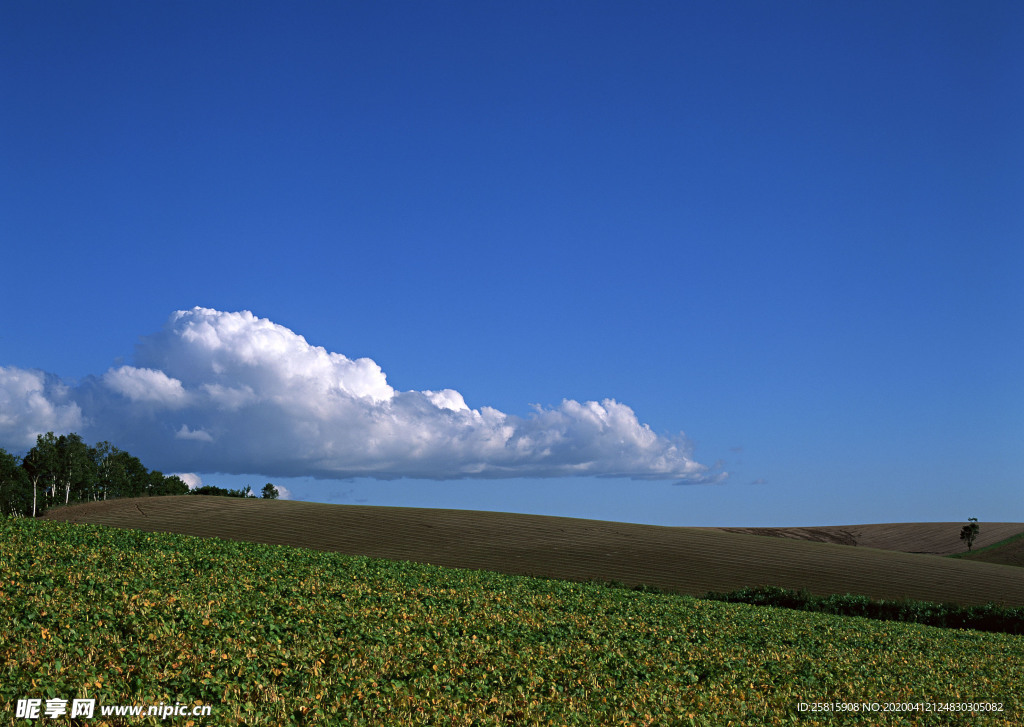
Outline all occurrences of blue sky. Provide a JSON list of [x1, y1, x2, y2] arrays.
[[2, 1, 1021, 526]]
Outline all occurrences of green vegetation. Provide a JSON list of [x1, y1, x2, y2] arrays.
[[0, 449, 30, 518], [961, 518, 981, 552], [0, 433, 188, 518], [185, 483, 280, 499], [2, 517, 1021, 726], [189, 485, 256, 498], [0, 432, 280, 517], [703, 585, 1024, 636], [949, 530, 1024, 565]]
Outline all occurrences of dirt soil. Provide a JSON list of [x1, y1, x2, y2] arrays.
[[43, 497, 1024, 608], [714, 522, 1024, 556]]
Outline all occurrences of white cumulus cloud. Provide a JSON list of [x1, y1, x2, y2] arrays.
[[172, 473, 203, 489], [269, 483, 292, 500], [103, 366, 190, 408], [0, 366, 83, 449], [175, 425, 214, 443], [0, 307, 715, 483]]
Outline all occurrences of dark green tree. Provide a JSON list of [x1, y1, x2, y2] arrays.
[[54, 433, 95, 505], [960, 517, 980, 552], [15, 432, 205, 513], [146, 470, 170, 496], [149, 473, 189, 496], [190, 484, 253, 498], [261, 483, 279, 499], [90, 441, 117, 501], [23, 432, 59, 517], [0, 448, 31, 516], [189, 485, 232, 497], [108, 450, 150, 499]]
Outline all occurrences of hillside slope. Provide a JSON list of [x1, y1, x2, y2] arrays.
[[715, 522, 1024, 555], [44, 496, 1024, 608], [960, 534, 1024, 567]]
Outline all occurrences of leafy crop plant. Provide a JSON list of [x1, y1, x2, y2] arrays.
[[2, 517, 1021, 726]]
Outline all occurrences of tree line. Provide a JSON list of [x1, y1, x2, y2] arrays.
[[0, 432, 277, 518]]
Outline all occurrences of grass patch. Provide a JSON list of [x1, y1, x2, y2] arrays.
[[2, 517, 1022, 726], [948, 530, 1024, 560]]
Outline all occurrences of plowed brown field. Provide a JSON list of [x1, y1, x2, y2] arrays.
[[961, 534, 1024, 567], [43, 496, 1024, 608], [714, 522, 1024, 555]]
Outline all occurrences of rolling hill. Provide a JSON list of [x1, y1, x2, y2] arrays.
[[959, 532, 1024, 567], [714, 521, 1024, 555], [43, 495, 1024, 608]]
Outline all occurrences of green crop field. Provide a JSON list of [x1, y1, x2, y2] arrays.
[[2, 516, 1022, 726], [41, 497, 1024, 608]]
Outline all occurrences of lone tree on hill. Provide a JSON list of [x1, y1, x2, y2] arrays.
[[960, 517, 980, 552], [261, 483, 279, 499]]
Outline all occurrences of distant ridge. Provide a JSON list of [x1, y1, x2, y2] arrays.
[[44, 496, 1024, 608], [714, 522, 1024, 555]]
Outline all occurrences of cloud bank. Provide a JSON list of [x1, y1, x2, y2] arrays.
[[0, 308, 713, 483]]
